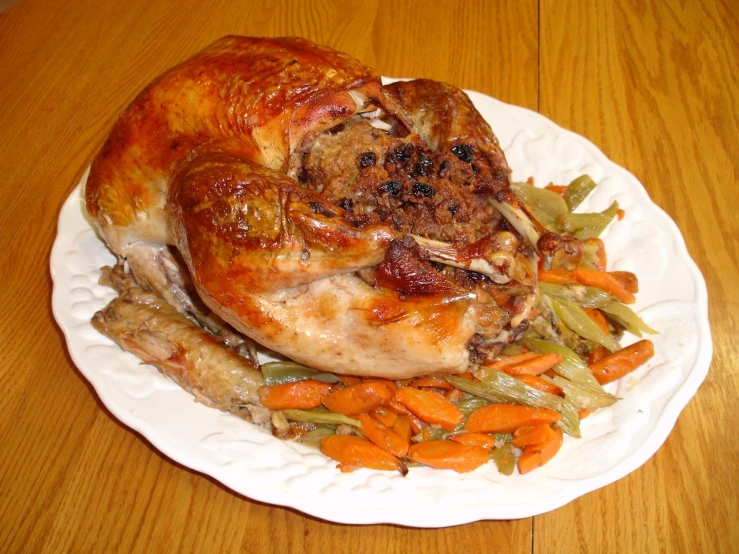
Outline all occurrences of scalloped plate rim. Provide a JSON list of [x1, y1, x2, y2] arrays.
[[50, 82, 712, 527]]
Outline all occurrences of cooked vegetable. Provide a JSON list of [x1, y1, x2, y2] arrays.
[[521, 337, 617, 407], [411, 427, 445, 443], [320, 435, 407, 475], [465, 403, 562, 433], [410, 376, 454, 390], [548, 296, 622, 351], [408, 440, 490, 473], [539, 269, 578, 285], [258, 380, 334, 410], [581, 238, 607, 271], [514, 374, 563, 396], [564, 175, 597, 211], [450, 432, 497, 450], [539, 281, 614, 308], [261, 361, 342, 386], [298, 427, 336, 446], [356, 414, 410, 457], [322, 381, 395, 415], [517, 426, 564, 474], [504, 353, 563, 376], [490, 442, 516, 476], [511, 423, 557, 448], [371, 407, 398, 428], [446, 372, 581, 438], [608, 271, 639, 293], [600, 301, 658, 337], [559, 201, 618, 239], [453, 395, 490, 415], [513, 182, 569, 231], [394, 387, 465, 432], [282, 409, 360, 427], [589, 340, 655, 384], [572, 267, 636, 304]]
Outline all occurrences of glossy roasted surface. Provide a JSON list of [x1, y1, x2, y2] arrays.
[[0, 0, 736, 552]]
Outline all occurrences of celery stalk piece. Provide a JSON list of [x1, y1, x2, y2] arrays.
[[521, 336, 616, 402], [298, 427, 336, 446], [539, 282, 614, 309], [571, 202, 619, 240], [261, 361, 342, 386], [453, 396, 490, 415], [600, 301, 658, 337], [548, 296, 622, 351], [446, 373, 581, 438], [564, 175, 597, 211], [491, 442, 516, 476], [512, 182, 568, 232], [543, 375, 617, 410], [281, 409, 360, 427]]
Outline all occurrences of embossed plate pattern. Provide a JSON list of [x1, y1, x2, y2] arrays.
[[50, 84, 711, 526]]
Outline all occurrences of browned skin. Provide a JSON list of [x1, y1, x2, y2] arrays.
[[87, 36, 541, 380], [92, 267, 269, 424]]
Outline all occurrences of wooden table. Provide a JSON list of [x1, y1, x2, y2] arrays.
[[1, 0, 736, 552]]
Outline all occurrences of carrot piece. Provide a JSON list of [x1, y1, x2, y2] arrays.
[[572, 267, 636, 304], [589, 340, 655, 385], [410, 376, 453, 390], [320, 435, 407, 475], [371, 407, 398, 428], [587, 346, 609, 365], [511, 423, 556, 448], [514, 375, 562, 396], [408, 440, 490, 473], [362, 378, 398, 393], [608, 271, 639, 293], [322, 382, 395, 415], [465, 403, 562, 434], [545, 184, 568, 196], [388, 398, 411, 415], [356, 414, 410, 458], [480, 352, 540, 373], [583, 238, 607, 271], [517, 426, 564, 474], [450, 432, 497, 450], [504, 353, 563, 376], [392, 414, 413, 441], [579, 409, 593, 419], [584, 308, 610, 335], [617, 208, 625, 220], [258, 380, 334, 410], [539, 269, 577, 285], [394, 387, 464, 432], [444, 388, 466, 402], [340, 375, 363, 386]]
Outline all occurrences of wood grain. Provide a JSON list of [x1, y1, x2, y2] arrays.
[[538, 1, 739, 553], [0, 0, 736, 552]]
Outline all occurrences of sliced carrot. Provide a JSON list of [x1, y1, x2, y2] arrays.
[[480, 352, 539, 373], [579, 409, 593, 419], [583, 238, 607, 271], [545, 184, 568, 196], [362, 378, 398, 393], [394, 387, 465, 432], [584, 308, 610, 335], [465, 403, 562, 434], [572, 267, 636, 304], [589, 339, 655, 385], [410, 376, 453, 391], [617, 208, 625, 220], [514, 375, 562, 396], [608, 271, 639, 293], [339, 375, 363, 386], [450, 432, 497, 450], [371, 407, 398, 428], [587, 346, 609, 365], [392, 414, 413, 441], [388, 398, 411, 415], [539, 269, 577, 285], [517, 426, 563, 474], [504, 353, 563, 376], [322, 381, 395, 415], [320, 435, 407, 475], [356, 414, 410, 458], [258, 380, 334, 410], [444, 388, 466, 402], [408, 440, 490, 473], [511, 423, 556, 448]]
